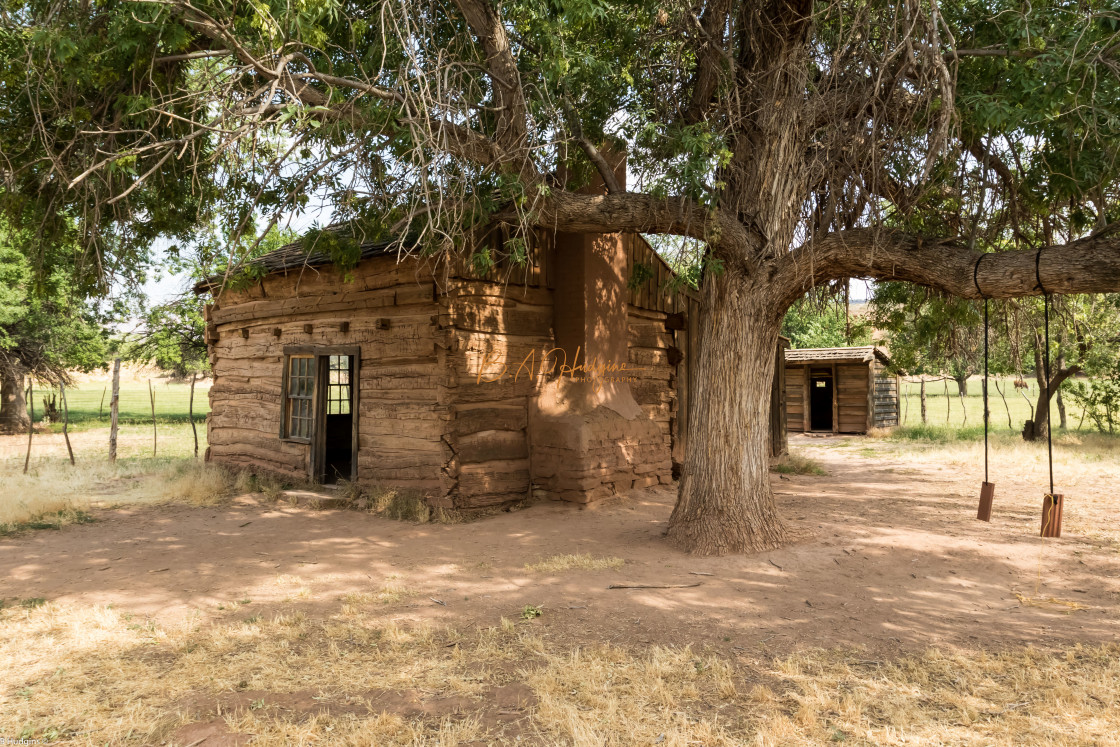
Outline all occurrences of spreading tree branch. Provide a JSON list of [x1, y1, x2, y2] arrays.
[[774, 228, 1120, 309]]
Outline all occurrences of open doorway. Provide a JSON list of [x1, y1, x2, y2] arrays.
[[809, 370, 834, 432], [317, 354, 355, 484]]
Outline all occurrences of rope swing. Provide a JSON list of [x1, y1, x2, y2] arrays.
[[974, 254, 995, 521], [973, 249, 1065, 537], [1037, 250, 1063, 538]]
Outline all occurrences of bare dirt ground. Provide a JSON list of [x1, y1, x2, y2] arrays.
[[4, 435, 1117, 660], [4, 433, 1120, 744]]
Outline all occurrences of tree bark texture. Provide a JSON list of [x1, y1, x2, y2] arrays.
[[0, 371, 29, 434], [1021, 337, 1080, 440], [665, 271, 787, 554], [61, 382, 75, 465], [1024, 367, 1079, 441]]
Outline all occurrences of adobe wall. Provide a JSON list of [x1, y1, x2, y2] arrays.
[[438, 278, 678, 509]]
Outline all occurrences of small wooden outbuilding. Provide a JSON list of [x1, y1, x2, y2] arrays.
[[784, 346, 899, 435]]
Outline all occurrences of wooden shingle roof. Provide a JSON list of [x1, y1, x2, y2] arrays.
[[784, 346, 891, 366], [193, 234, 403, 294]]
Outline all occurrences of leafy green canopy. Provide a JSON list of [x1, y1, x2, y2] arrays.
[[128, 299, 208, 378], [781, 298, 871, 350], [1, 0, 654, 280], [1, 0, 1119, 292], [0, 219, 109, 384]]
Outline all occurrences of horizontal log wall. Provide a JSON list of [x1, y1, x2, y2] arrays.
[[439, 280, 554, 508], [627, 305, 676, 484], [208, 243, 687, 507], [207, 256, 446, 490]]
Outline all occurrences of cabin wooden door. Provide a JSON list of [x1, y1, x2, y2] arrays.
[[304, 350, 360, 485]]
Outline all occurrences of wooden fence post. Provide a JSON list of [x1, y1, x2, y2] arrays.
[[109, 358, 120, 462], [149, 378, 157, 457], [189, 372, 198, 458], [22, 380, 34, 474], [99, 386, 107, 418], [61, 382, 75, 465]]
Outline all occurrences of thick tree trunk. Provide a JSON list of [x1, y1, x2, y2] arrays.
[[954, 374, 969, 396], [665, 271, 786, 555], [0, 371, 29, 434]]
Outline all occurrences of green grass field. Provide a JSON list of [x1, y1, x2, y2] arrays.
[[898, 375, 1085, 434], [28, 380, 210, 433], [24, 374, 1100, 438]]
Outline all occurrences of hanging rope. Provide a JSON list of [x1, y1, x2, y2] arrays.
[[1036, 249, 1054, 495], [973, 254, 989, 484]]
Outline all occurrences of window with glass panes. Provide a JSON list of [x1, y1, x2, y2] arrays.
[[285, 355, 315, 440], [327, 355, 351, 414]]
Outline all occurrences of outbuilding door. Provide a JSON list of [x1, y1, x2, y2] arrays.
[[809, 368, 834, 432]]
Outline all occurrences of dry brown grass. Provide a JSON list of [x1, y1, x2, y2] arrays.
[[524, 553, 625, 573], [371, 486, 433, 522], [2, 599, 1117, 746], [0, 458, 235, 533], [341, 575, 420, 608], [771, 451, 828, 476], [858, 430, 1120, 550]]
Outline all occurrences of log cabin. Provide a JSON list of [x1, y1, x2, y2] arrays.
[[196, 227, 791, 509], [195, 162, 789, 509], [784, 346, 899, 435]]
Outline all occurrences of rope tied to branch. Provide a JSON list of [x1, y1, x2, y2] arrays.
[[973, 253, 990, 483]]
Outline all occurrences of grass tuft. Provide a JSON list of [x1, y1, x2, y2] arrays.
[[772, 451, 827, 476], [370, 487, 431, 522], [0, 507, 95, 537], [524, 553, 625, 573], [159, 462, 234, 506]]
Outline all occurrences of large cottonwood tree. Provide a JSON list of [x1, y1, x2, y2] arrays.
[[4, 0, 1120, 553]]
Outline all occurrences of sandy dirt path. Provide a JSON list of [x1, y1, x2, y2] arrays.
[[3, 435, 1117, 659]]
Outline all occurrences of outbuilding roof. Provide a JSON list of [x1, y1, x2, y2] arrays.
[[784, 346, 892, 366]]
